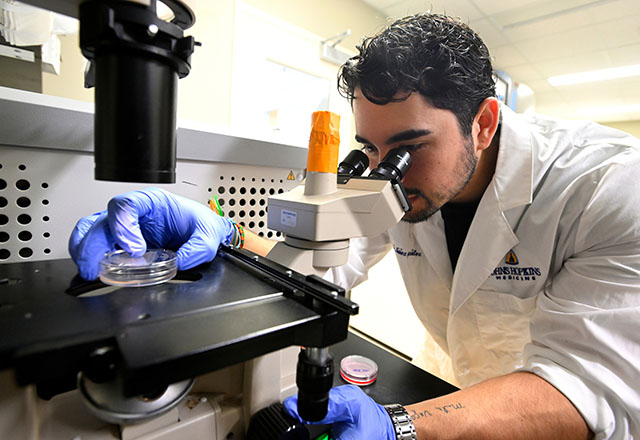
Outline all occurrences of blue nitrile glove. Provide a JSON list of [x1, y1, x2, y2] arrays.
[[69, 187, 236, 280], [283, 385, 395, 440]]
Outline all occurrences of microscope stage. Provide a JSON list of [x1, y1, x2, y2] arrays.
[[0, 249, 352, 398]]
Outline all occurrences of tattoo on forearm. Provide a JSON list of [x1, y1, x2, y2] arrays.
[[409, 403, 465, 421], [436, 403, 465, 414]]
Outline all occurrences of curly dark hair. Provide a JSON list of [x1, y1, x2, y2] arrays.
[[338, 13, 496, 137]]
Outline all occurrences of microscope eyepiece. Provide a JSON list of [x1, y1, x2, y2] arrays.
[[338, 149, 369, 176], [369, 147, 412, 181]]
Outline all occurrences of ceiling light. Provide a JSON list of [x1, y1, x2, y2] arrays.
[[548, 64, 640, 86]]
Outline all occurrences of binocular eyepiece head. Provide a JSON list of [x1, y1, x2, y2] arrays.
[[338, 147, 412, 181]]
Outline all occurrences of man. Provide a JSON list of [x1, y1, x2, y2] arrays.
[[71, 13, 639, 440]]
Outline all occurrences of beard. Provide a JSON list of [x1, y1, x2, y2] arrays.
[[401, 138, 478, 224]]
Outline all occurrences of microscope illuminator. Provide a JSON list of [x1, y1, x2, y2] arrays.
[[80, 0, 197, 183]]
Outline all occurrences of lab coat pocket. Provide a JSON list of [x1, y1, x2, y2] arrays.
[[471, 290, 538, 356]]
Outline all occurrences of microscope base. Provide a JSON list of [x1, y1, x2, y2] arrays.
[[0, 370, 244, 440]]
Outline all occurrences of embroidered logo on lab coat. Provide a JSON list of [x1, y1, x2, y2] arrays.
[[489, 249, 542, 282], [505, 250, 519, 265]]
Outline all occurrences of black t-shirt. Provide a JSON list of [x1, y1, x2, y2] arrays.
[[440, 200, 480, 272]]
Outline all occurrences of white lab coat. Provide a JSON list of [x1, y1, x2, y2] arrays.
[[329, 106, 640, 439]]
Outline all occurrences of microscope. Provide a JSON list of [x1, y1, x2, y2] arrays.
[[265, 111, 413, 423], [0, 2, 412, 439]]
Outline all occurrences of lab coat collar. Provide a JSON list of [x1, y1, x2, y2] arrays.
[[449, 106, 534, 315], [492, 105, 534, 211]]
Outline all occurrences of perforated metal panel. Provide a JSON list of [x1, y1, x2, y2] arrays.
[[213, 175, 291, 239], [0, 158, 53, 261], [0, 145, 303, 264]]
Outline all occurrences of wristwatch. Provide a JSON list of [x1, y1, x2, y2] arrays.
[[383, 404, 417, 440]]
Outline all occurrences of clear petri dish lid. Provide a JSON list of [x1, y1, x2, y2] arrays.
[[99, 249, 177, 287], [340, 355, 378, 386]]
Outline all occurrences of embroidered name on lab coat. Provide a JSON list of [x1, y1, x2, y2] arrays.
[[393, 245, 422, 257]]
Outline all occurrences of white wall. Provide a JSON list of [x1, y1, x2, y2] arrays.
[[602, 120, 640, 138], [229, 2, 353, 150]]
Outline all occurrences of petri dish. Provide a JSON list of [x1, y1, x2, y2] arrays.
[[340, 355, 378, 386], [99, 249, 177, 287]]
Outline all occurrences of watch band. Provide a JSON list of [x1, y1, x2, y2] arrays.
[[383, 404, 417, 440]]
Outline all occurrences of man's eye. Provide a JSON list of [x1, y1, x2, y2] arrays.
[[399, 143, 425, 152], [362, 145, 378, 155]]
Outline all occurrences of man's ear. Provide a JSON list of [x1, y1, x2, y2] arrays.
[[472, 98, 500, 152]]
